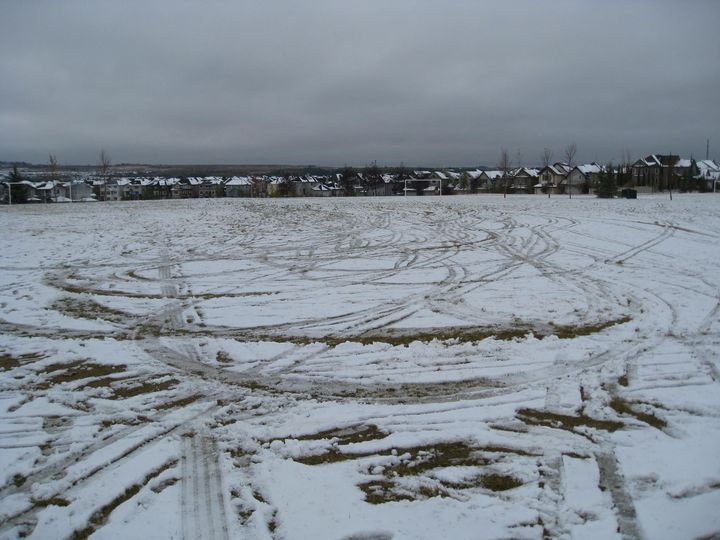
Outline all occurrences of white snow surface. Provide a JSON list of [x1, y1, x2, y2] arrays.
[[1, 194, 719, 539]]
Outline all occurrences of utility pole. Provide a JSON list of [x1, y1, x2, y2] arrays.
[[707, 139, 710, 161]]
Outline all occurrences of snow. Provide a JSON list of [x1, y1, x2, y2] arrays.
[[1, 193, 719, 539]]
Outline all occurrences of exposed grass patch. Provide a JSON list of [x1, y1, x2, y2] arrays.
[[293, 424, 386, 445], [0, 352, 44, 371], [35, 360, 126, 389], [217, 317, 633, 349], [133, 323, 164, 338], [31, 497, 70, 507], [295, 449, 373, 466], [478, 473, 524, 492], [50, 297, 132, 324], [517, 408, 624, 433], [550, 316, 632, 339], [347, 327, 531, 347], [150, 477, 178, 494], [294, 439, 525, 503], [326, 378, 501, 401], [389, 442, 487, 477], [358, 479, 420, 504], [100, 415, 151, 429], [154, 394, 202, 410], [215, 351, 232, 364], [609, 398, 667, 429], [109, 378, 179, 399], [81, 374, 135, 389]]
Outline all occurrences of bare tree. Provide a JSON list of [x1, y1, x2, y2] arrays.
[[541, 148, 554, 169], [48, 154, 59, 180], [99, 149, 111, 179], [364, 160, 381, 196], [541, 148, 554, 198], [498, 148, 511, 198], [564, 143, 577, 198], [620, 149, 632, 186]]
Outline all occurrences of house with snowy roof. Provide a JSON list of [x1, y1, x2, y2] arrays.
[[225, 176, 253, 197], [510, 167, 539, 193], [695, 160, 720, 190], [630, 155, 693, 192], [535, 165, 567, 194], [559, 163, 603, 194], [477, 170, 505, 192]]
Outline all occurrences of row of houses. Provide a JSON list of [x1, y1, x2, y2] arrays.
[[2, 155, 719, 203], [470, 156, 720, 195]]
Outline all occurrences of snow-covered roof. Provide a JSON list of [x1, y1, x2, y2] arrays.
[[541, 165, 566, 176], [227, 176, 252, 186], [697, 159, 719, 172], [512, 167, 539, 178], [576, 163, 602, 174], [483, 170, 504, 180]]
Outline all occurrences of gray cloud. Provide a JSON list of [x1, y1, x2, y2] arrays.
[[1, 0, 719, 167]]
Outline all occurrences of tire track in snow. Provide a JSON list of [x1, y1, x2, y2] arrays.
[[182, 433, 230, 540]]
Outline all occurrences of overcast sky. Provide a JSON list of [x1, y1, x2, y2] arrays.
[[2, 1, 719, 167]]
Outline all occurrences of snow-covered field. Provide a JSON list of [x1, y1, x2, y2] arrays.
[[1, 194, 719, 540]]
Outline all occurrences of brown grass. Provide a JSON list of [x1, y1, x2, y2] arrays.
[[609, 397, 667, 429], [35, 360, 126, 389], [517, 408, 624, 433]]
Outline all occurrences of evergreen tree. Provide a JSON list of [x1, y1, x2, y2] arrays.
[[595, 163, 617, 198], [8, 164, 28, 204], [459, 171, 469, 191], [340, 166, 355, 196]]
